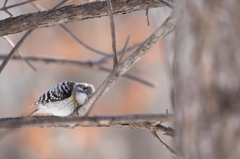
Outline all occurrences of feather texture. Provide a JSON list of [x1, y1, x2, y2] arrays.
[[30, 81, 75, 106]]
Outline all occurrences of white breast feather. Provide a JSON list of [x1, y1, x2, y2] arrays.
[[75, 92, 88, 105], [37, 97, 76, 116]]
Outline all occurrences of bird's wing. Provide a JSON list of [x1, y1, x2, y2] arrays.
[[30, 81, 75, 106]]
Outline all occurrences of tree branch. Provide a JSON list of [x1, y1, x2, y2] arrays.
[[150, 131, 177, 157], [119, 35, 131, 62], [0, 0, 37, 17], [106, 0, 118, 68], [0, 53, 156, 87], [0, 114, 173, 130], [3, 36, 36, 71], [0, 0, 176, 36], [30, 1, 122, 57], [0, 30, 33, 73], [161, 0, 175, 9], [78, 11, 176, 116]]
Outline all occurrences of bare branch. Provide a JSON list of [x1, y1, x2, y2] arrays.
[[0, 54, 156, 87], [0, 0, 176, 36], [150, 131, 177, 157], [30, 1, 45, 11], [0, 30, 33, 73], [30, 1, 122, 57], [52, 0, 71, 10], [0, 0, 37, 16], [78, 11, 176, 116], [119, 35, 131, 62], [146, 9, 150, 26], [1, 0, 12, 16], [59, 25, 112, 56], [98, 66, 157, 87], [0, 114, 173, 130], [161, 0, 175, 9], [3, 36, 36, 71], [106, 0, 118, 67], [3, 0, 8, 8]]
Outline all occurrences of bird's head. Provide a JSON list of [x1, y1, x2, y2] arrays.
[[74, 83, 95, 105]]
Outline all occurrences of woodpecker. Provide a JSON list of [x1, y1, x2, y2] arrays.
[[28, 81, 95, 117]]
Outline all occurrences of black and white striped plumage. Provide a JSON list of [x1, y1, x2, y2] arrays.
[[29, 81, 95, 116]]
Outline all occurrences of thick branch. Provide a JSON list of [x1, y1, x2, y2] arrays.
[[0, 114, 173, 130], [0, 0, 175, 36]]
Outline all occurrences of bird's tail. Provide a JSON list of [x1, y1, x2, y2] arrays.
[[26, 109, 39, 117]]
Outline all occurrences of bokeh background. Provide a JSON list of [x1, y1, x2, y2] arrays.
[[0, 0, 173, 159]]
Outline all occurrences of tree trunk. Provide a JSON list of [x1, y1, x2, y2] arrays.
[[174, 1, 240, 159]]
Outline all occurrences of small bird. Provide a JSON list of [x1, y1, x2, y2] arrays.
[[28, 81, 95, 117]]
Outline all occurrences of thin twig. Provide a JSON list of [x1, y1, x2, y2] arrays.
[[150, 131, 177, 157], [119, 35, 131, 62], [78, 11, 175, 116], [0, 54, 156, 87], [106, 0, 118, 67], [1, 0, 12, 16], [146, 9, 150, 26], [30, 1, 113, 57], [59, 25, 112, 56], [161, 0, 174, 9], [53, 0, 71, 10], [0, 114, 173, 130], [0, 30, 33, 74], [0, 0, 36, 11], [30, 1, 45, 11], [99, 66, 157, 87], [3, 36, 36, 71], [3, 0, 8, 8]]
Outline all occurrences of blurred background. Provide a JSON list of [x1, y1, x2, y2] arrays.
[[0, 0, 173, 159]]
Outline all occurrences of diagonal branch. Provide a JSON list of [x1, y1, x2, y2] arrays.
[[98, 66, 157, 87], [30, 1, 128, 57], [78, 11, 176, 116], [150, 131, 177, 157], [161, 0, 175, 9], [0, 0, 37, 17], [3, 36, 36, 71], [0, 0, 176, 36], [52, 0, 71, 10], [59, 25, 112, 56], [0, 0, 36, 10], [0, 30, 33, 73], [106, 0, 118, 68], [119, 35, 131, 62], [0, 114, 173, 130]]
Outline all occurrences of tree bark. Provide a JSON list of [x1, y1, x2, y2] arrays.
[[0, 0, 175, 36], [174, 1, 240, 159]]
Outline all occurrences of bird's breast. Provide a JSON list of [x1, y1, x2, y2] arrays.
[[75, 92, 88, 105]]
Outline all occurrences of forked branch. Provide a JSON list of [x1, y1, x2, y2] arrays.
[[78, 11, 176, 116]]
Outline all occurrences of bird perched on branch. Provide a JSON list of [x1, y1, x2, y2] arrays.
[[28, 81, 95, 117]]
